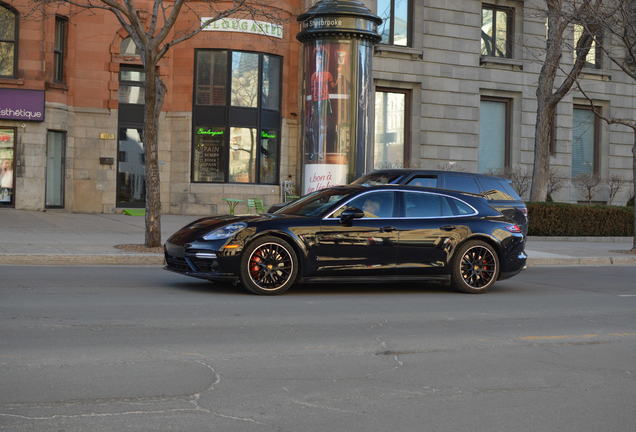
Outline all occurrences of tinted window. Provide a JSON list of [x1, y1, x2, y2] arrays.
[[407, 176, 438, 188], [351, 173, 401, 186], [279, 189, 349, 217], [443, 174, 481, 194], [448, 198, 476, 216], [478, 177, 520, 201], [404, 192, 453, 218], [338, 191, 396, 218]]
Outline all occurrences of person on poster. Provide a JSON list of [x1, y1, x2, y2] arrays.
[[307, 46, 336, 161], [0, 158, 13, 202]]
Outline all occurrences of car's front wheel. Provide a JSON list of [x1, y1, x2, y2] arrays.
[[450, 240, 500, 294], [239, 236, 298, 295]]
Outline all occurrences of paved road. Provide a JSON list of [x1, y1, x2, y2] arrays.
[[1, 266, 635, 432]]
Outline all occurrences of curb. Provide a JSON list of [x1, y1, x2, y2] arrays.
[[528, 236, 633, 242], [2, 254, 636, 267], [527, 256, 636, 266], [0, 254, 164, 266]]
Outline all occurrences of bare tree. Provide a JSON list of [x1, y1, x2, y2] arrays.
[[529, 0, 605, 202], [607, 174, 625, 205], [546, 167, 564, 201], [574, 172, 600, 204], [573, 0, 636, 249], [498, 167, 532, 199], [32, 0, 278, 247]]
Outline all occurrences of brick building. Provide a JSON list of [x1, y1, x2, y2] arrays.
[[0, 0, 634, 214]]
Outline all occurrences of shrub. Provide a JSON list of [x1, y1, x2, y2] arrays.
[[527, 202, 634, 236]]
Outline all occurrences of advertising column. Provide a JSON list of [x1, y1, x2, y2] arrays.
[[297, 1, 381, 194]]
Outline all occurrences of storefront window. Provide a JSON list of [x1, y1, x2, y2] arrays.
[[229, 127, 257, 182], [262, 55, 281, 110], [231, 52, 259, 107], [0, 128, 14, 205], [196, 50, 227, 105], [374, 90, 407, 169], [192, 50, 281, 184], [260, 129, 279, 184], [192, 127, 225, 182]]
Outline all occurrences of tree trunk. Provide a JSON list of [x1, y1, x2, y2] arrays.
[[143, 55, 165, 248], [530, 100, 556, 201]]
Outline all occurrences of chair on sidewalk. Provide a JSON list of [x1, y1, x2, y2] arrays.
[[247, 198, 266, 214]]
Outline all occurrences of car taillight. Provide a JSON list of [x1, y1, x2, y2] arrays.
[[505, 224, 522, 233]]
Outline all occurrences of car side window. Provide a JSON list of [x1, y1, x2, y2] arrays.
[[406, 176, 438, 188], [447, 197, 476, 216], [404, 192, 453, 218], [443, 174, 481, 194], [335, 191, 396, 218]]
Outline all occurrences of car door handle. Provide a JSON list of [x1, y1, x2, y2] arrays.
[[440, 225, 456, 231], [380, 226, 396, 232]]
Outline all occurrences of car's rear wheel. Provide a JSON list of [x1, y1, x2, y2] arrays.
[[450, 240, 499, 294], [239, 236, 298, 295]]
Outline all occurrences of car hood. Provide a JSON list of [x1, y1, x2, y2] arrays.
[[166, 213, 305, 245]]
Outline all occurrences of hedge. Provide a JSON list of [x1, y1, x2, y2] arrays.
[[527, 202, 634, 236]]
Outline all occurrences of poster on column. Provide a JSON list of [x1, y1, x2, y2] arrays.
[[304, 164, 348, 194], [303, 40, 353, 165]]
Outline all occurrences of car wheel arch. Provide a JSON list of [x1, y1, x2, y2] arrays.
[[247, 230, 306, 276], [451, 234, 502, 264]]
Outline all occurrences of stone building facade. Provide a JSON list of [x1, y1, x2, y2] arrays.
[[0, 0, 634, 215]]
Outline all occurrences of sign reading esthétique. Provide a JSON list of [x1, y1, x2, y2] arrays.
[[201, 18, 283, 39], [0, 89, 45, 122]]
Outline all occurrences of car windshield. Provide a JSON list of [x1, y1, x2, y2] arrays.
[[275, 189, 351, 217], [351, 173, 401, 186]]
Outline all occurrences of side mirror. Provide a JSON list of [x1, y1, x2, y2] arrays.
[[339, 207, 364, 224]]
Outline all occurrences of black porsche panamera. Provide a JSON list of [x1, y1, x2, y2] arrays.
[[164, 185, 527, 295]]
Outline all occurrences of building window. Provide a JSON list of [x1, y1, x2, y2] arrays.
[[192, 50, 281, 185], [119, 66, 145, 104], [479, 97, 511, 173], [573, 24, 601, 69], [572, 105, 599, 178], [53, 16, 67, 82], [377, 0, 410, 46], [374, 89, 409, 169], [481, 4, 513, 58], [120, 37, 140, 56], [0, 3, 18, 77]]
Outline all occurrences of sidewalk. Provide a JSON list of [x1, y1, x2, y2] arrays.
[[1, 208, 634, 266]]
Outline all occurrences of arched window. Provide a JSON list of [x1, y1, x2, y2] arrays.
[[0, 3, 18, 77], [120, 37, 140, 56]]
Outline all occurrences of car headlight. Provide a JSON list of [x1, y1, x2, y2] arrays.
[[202, 222, 247, 241]]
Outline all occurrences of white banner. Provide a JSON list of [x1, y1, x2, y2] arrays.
[[303, 164, 348, 194], [201, 18, 283, 39]]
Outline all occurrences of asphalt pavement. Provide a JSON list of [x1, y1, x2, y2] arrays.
[[1, 265, 635, 431], [0, 207, 634, 266]]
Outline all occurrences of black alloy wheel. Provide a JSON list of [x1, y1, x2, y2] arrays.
[[240, 236, 298, 295], [451, 240, 500, 293]]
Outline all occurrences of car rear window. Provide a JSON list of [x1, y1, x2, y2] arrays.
[[442, 175, 481, 194], [477, 177, 521, 201]]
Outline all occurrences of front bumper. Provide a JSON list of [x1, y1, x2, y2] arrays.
[[164, 240, 240, 282]]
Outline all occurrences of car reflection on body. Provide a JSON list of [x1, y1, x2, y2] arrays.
[[164, 185, 527, 295]]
